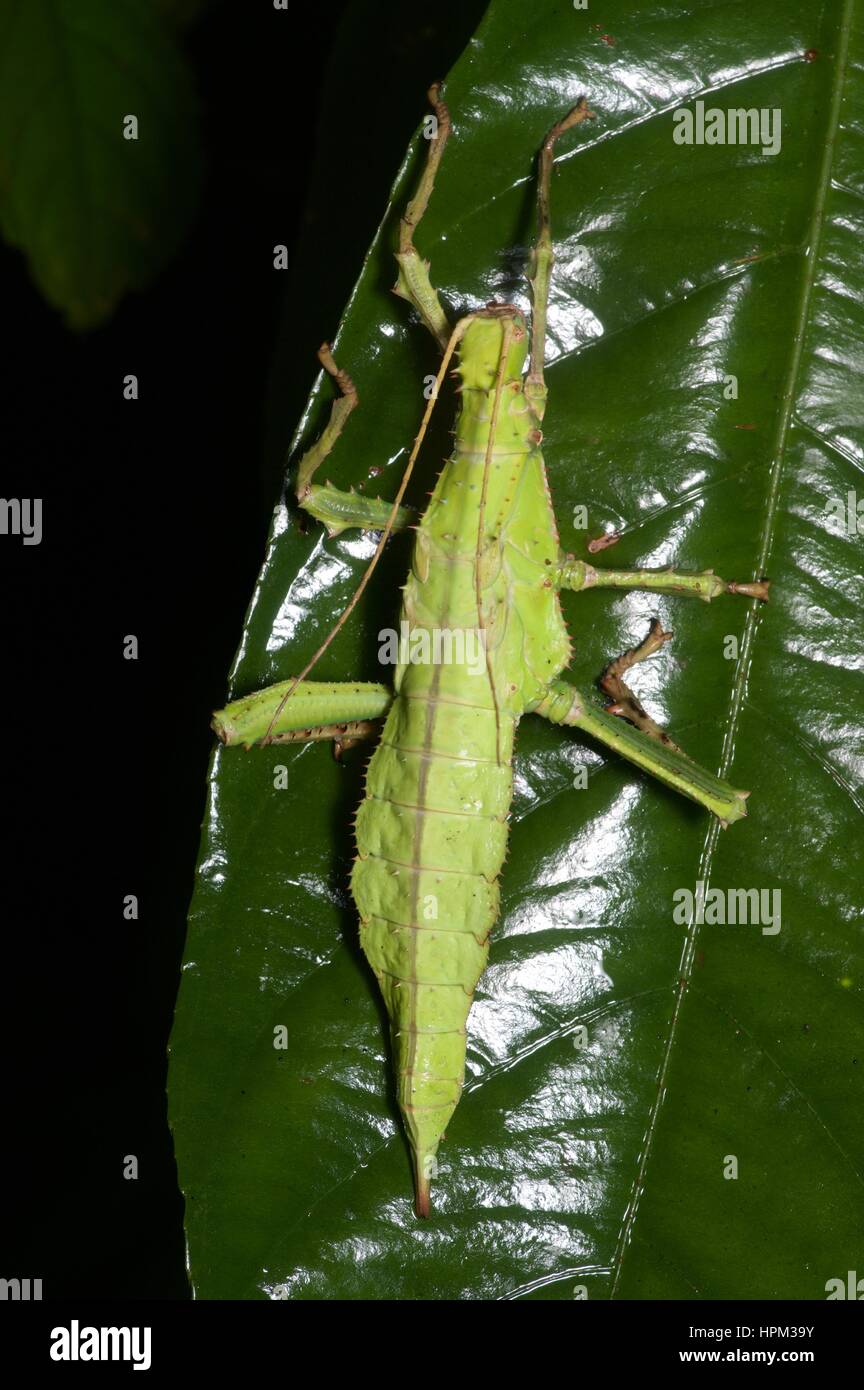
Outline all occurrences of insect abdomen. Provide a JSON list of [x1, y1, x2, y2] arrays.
[[351, 691, 514, 1208]]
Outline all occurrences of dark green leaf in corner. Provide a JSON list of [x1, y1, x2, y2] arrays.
[[0, 0, 201, 328], [169, 0, 864, 1300]]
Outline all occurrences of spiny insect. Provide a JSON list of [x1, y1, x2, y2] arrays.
[[211, 86, 769, 1217]]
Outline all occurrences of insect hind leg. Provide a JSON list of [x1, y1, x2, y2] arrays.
[[598, 619, 682, 751], [535, 677, 750, 827]]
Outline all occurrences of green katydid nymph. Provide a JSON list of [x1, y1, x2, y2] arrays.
[[211, 86, 770, 1218]]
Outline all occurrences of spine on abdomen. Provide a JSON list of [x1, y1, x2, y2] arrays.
[[350, 689, 514, 1213]]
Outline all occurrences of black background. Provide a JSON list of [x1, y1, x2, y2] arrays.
[[2, 0, 486, 1300]]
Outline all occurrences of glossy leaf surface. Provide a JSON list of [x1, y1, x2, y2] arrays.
[[169, 0, 864, 1299]]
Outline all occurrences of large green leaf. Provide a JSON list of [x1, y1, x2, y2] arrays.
[[0, 0, 200, 328], [168, 0, 864, 1299]]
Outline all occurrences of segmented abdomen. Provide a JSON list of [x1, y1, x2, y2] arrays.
[[350, 685, 514, 1168]]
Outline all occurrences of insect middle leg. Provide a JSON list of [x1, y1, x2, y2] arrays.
[[557, 556, 770, 603]]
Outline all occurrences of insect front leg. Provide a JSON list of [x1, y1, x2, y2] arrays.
[[557, 556, 770, 603], [534, 678, 750, 828], [295, 345, 414, 537], [212, 679, 392, 749], [392, 83, 452, 350]]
